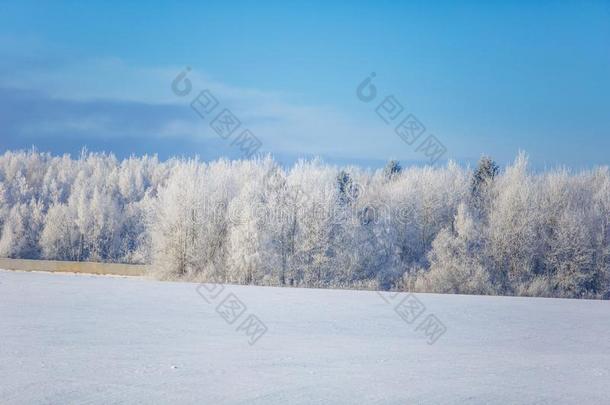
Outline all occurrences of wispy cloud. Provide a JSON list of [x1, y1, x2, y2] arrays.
[[0, 47, 412, 164]]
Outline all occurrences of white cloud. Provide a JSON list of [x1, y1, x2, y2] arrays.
[[0, 54, 409, 161]]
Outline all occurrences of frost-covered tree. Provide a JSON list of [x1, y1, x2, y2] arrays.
[[40, 203, 80, 261], [0, 199, 44, 259], [408, 203, 494, 295], [149, 162, 208, 279]]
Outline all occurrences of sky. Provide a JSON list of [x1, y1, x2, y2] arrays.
[[0, 0, 609, 169]]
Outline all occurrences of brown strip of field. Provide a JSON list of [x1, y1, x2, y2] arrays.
[[0, 258, 147, 277]]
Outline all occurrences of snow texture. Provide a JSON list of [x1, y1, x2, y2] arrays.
[[1, 269, 609, 404]]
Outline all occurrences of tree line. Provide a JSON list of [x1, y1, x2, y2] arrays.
[[0, 149, 608, 299]]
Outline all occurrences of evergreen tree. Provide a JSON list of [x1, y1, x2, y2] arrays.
[[383, 160, 402, 180], [470, 155, 499, 216]]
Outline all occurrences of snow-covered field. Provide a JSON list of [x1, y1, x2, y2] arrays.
[[1, 269, 609, 404]]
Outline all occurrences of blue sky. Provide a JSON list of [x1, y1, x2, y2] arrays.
[[0, 0, 609, 168]]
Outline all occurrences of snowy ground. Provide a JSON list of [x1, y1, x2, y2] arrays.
[[1, 270, 609, 404]]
